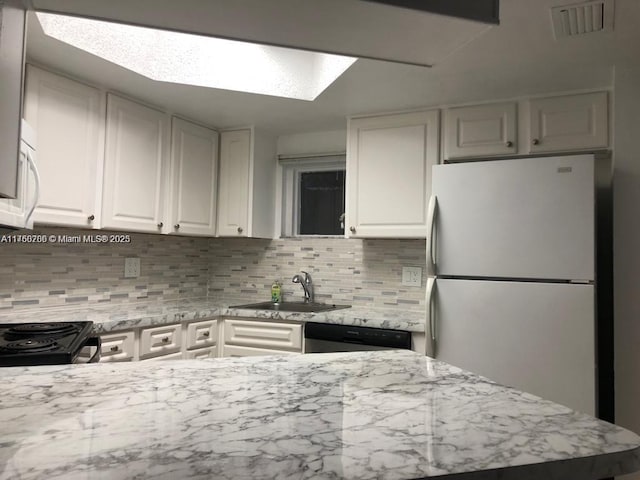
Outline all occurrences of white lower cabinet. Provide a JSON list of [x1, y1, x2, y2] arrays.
[[139, 323, 182, 359], [94, 319, 219, 362], [222, 344, 298, 357], [184, 346, 218, 359], [186, 319, 218, 350], [99, 330, 135, 362], [143, 352, 184, 361], [222, 318, 302, 354]]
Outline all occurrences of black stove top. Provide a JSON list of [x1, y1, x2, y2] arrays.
[[0, 321, 98, 366]]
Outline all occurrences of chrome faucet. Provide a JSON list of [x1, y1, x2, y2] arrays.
[[292, 271, 314, 303]]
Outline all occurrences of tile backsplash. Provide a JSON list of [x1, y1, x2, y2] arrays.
[[0, 227, 426, 312], [0, 227, 210, 311], [209, 237, 426, 309]]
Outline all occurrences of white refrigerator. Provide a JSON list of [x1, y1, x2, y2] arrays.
[[426, 154, 613, 420]]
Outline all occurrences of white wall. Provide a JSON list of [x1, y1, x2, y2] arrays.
[[276, 129, 346, 157], [613, 65, 640, 480]]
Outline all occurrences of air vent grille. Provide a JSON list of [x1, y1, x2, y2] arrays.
[[551, 0, 614, 39]]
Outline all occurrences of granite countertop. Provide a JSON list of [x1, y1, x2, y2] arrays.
[[0, 298, 426, 333], [0, 350, 639, 480]]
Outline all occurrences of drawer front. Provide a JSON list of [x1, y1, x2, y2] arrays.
[[143, 351, 184, 361], [223, 319, 302, 351], [184, 346, 217, 359], [222, 344, 299, 358], [186, 319, 218, 350], [100, 331, 135, 362], [139, 324, 182, 359]]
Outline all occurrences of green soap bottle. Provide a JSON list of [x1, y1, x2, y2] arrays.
[[271, 281, 281, 303]]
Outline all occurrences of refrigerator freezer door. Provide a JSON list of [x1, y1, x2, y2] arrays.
[[432, 155, 595, 281], [434, 278, 595, 415]]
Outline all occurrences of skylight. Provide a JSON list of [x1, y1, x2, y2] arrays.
[[36, 12, 358, 101]]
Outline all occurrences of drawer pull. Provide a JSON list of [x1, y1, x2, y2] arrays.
[[162, 336, 170, 343], [202, 331, 210, 337], [110, 345, 119, 352]]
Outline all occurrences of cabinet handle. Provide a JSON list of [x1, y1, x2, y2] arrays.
[[174, 224, 180, 230], [110, 345, 119, 352], [349, 226, 356, 233], [162, 336, 170, 343], [532, 138, 540, 145], [505, 141, 513, 148], [157, 222, 163, 228], [202, 331, 210, 337], [88, 214, 95, 221], [237, 226, 243, 234]]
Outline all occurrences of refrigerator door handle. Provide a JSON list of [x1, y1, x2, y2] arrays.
[[425, 276, 436, 357], [426, 195, 438, 276]]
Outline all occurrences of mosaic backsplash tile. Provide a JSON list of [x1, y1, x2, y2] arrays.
[[209, 237, 426, 309], [0, 227, 211, 311], [0, 227, 426, 312]]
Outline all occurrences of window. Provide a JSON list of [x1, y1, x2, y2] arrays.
[[280, 155, 346, 237]]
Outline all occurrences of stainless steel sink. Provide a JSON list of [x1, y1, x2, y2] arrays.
[[229, 301, 351, 313]]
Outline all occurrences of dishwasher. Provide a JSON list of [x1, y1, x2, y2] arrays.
[[304, 322, 412, 352]]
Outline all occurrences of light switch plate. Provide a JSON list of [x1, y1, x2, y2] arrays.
[[124, 257, 140, 278], [402, 266, 422, 287]]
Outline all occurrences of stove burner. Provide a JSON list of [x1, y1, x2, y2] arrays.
[[0, 338, 59, 353], [6, 323, 79, 338]]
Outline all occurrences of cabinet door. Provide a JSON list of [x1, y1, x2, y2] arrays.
[[102, 94, 168, 233], [529, 92, 608, 153], [223, 319, 302, 351], [24, 65, 103, 227], [184, 346, 217, 359], [186, 319, 218, 350], [142, 351, 184, 361], [169, 118, 218, 236], [139, 323, 182, 359], [217, 129, 251, 237], [445, 102, 517, 159], [347, 110, 439, 238], [222, 344, 299, 357], [99, 330, 135, 362]]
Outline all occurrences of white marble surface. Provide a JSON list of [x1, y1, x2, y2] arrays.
[[0, 350, 638, 480], [0, 298, 426, 333]]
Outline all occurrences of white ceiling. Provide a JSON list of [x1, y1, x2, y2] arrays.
[[25, 0, 640, 137]]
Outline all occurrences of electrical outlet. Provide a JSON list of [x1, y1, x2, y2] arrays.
[[124, 257, 140, 278], [402, 266, 422, 287]]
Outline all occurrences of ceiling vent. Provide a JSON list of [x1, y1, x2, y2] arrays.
[[551, 0, 614, 39]]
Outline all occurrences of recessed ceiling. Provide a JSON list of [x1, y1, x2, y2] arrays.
[[24, 0, 640, 137], [35, 12, 357, 101]]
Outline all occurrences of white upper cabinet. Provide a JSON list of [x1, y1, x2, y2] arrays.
[[444, 102, 517, 159], [346, 110, 439, 238], [169, 117, 219, 236], [102, 94, 168, 233], [528, 92, 608, 153], [24, 65, 103, 227], [217, 128, 276, 238]]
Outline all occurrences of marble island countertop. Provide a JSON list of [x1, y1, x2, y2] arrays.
[[1, 350, 639, 480], [0, 298, 426, 333]]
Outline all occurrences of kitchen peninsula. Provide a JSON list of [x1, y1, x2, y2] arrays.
[[1, 350, 638, 480]]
